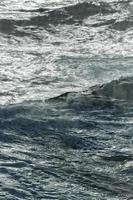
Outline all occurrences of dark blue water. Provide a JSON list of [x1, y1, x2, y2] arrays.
[[0, 0, 133, 199]]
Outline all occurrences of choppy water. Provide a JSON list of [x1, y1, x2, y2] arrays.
[[0, 0, 133, 199]]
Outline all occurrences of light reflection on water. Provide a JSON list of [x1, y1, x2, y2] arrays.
[[0, 0, 133, 199]]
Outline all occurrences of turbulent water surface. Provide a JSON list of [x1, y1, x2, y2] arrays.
[[0, 0, 133, 199]]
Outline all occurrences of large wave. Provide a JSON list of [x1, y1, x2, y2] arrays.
[[47, 76, 133, 103]]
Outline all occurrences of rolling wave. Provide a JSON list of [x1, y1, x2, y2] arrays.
[[0, 2, 116, 34], [0, 79, 133, 199], [91, 76, 133, 101], [47, 76, 133, 103], [1, 1, 133, 36]]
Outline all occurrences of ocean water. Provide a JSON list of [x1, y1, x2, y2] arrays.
[[0, 0, 133, 199]]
